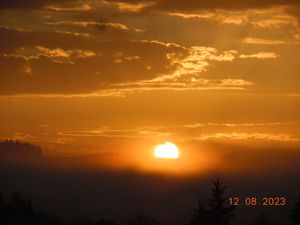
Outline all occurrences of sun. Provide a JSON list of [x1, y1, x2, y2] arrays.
[[154, 141, 179, 159]]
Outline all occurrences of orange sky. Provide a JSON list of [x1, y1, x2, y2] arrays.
[[1, 0, 300, 175]]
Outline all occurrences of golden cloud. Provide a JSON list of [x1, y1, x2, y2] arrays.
[[195, 132, 300, 141], [115, 1, 156, 12], [45, 3, 92, 12], [241, 37, 289, 45], [239, 52, 279, 59]]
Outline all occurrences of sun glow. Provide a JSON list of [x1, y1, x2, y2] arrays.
[[154, 141, 179, 159]]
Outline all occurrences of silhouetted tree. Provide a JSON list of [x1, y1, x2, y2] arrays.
[[252, 212, 272, 225], [208, 179, 235, 225], [126, 214, 162, 225], [6, 192, 33, 216], [289, 197, 300, 225], [0, 192, 67, 225], [187, 200, 210, 225], [187, 179, 235, 225], [4, 193, 33, 225]]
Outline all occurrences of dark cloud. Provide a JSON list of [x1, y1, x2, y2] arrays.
[[2, 0, 299, 11], [113, 0, 300, 11], [0, 0, 70, 10]]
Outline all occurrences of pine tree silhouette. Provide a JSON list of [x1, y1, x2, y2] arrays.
[[289, 196, 300, 225], [187, 179, 235, 225], [208, 179, 235, 225], [187, 200, 210, 225]]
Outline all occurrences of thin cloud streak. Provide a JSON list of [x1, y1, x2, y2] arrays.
[[241, 37, 290, 45], [239, 52, 279, 59], [45, 3, 92, 12], [195, 132, 300, 141]]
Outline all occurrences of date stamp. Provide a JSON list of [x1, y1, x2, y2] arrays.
[[228, 197, 286, 206]]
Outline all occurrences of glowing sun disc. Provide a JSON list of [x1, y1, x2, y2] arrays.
[[154, 141, 179, 159]]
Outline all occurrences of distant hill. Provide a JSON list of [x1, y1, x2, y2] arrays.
[[0, 140, 43, 162]]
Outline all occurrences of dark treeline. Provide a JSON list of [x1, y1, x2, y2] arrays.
[[0, 192, 161, 225], [1, 181, 300, 225], [0, 192, 66, 225], [0, 140, 43, 160]]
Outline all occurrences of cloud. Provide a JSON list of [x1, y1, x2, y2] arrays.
[[138, 40, 185, 48], [1, 35, 261, 96], [115, 1, 156, 12], [167, 11, 247, 25], [151, 46, 238, 83], [250, 18, 295, 28], [239, 52, 279, 59], [195, 132, 300, 141], [0, 25, 32, 33], [57, 127, 170, 138], [167, 6, 298, 28], [0, 90, 127, 98], [1, 0, 299, 11], [182, 122, 297, 128], [0, 0, 70, 9], [0, 37, 187, 95], [0, 26, 91, 53], [0, 19, 294, 96], [47, 21, 145, 33], [36, 46, 96, 62], [110, 79, 253, 93], [47, 21, 130, 31], [53, 30, 91, 38], [2, 46, 96, 64], [45, 3, 92, 12], [107, 46, 253, 92], [111, 0, 300, 11], [241, 37, 289, 44]]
